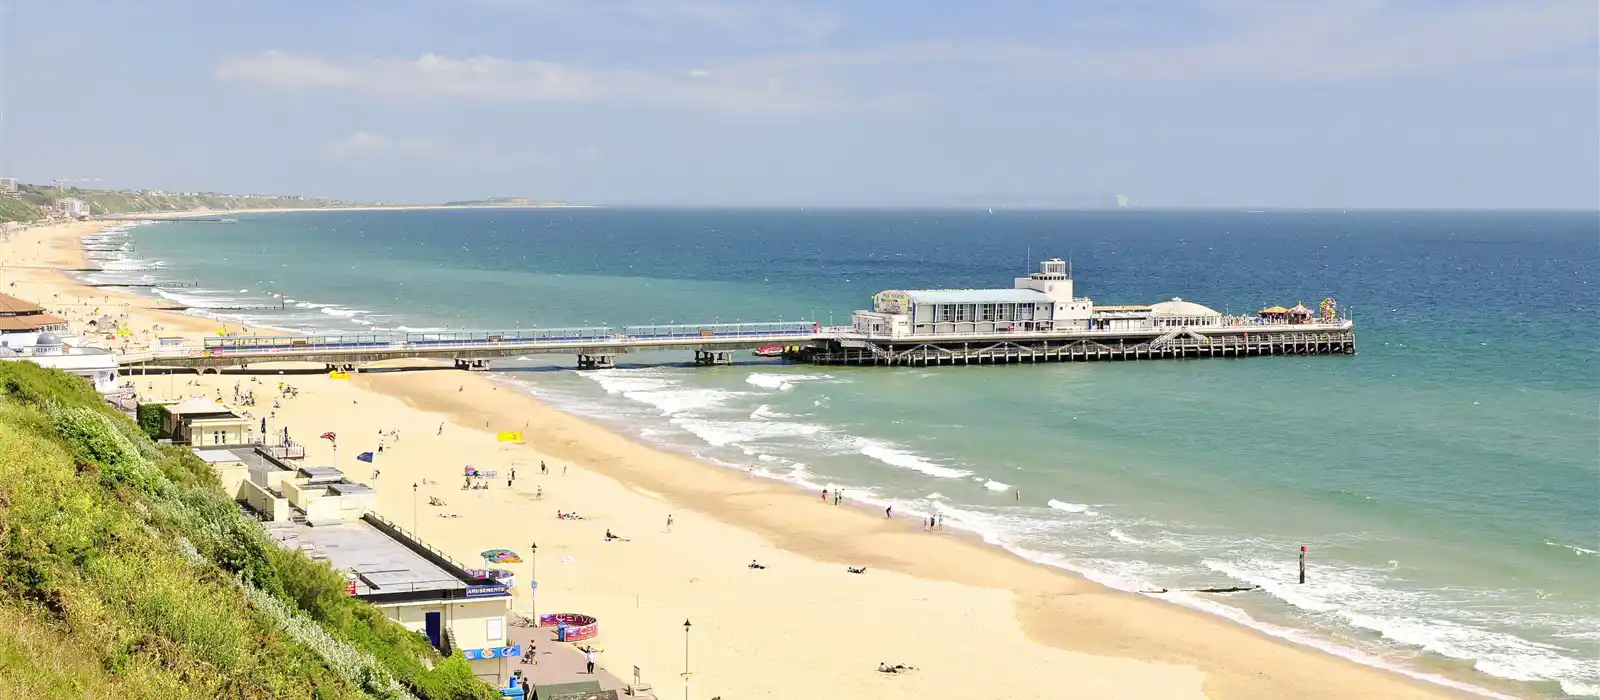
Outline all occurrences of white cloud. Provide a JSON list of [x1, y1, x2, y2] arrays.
[[324, 131, 542, 166], [221, 1, 1594, 116], [218, 51, 891, 113], [733, 0, 1598, 83], [469, 0, 839, 42]]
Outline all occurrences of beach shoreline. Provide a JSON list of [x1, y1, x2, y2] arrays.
[[0, 217, 1534, 699]]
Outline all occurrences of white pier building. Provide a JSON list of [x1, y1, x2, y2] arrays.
[[852, 258, 1223, 338]]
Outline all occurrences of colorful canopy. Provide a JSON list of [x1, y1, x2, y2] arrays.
[[1259, 306, 1289, 314], [1288, 302, 1312, 314], [480, 549, 523, 563]]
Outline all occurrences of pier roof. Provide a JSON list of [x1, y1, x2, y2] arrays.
[[1150, 298, 1221, 318], [901, 289, 1053, 304]]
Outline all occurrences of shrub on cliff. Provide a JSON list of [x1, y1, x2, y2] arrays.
[[0, 361, 497, 700]]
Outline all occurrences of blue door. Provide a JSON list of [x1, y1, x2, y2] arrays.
[[424, 611, 442, 649]]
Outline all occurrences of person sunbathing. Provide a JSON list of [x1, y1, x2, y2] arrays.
[[748, 560, 766, 570], [847, 566, 867, 574]]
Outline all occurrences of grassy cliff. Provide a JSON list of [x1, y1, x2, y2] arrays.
[[0, 362, 497, 700], [0, 184, 356, 223]]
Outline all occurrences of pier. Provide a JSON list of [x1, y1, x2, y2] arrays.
[[116, 320, 1354, 372], [112, 259, 1356, 373]]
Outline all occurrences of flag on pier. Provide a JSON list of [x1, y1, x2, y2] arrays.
[[356, 452, 374, 463], [321, 431, 337, 445]]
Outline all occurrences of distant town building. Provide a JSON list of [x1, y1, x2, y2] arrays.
[[54, 198, 89, 219], [0, 178, 18, 194]]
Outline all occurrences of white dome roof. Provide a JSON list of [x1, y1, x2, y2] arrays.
[[1150, 297, 1220, 318], [34, 332, 63, 346]]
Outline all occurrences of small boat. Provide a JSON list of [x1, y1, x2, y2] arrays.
[[753, 345, 786, 358]]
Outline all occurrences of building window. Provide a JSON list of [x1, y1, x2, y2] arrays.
[[937, 304, 954, 322], [955, 304, 971, 322]]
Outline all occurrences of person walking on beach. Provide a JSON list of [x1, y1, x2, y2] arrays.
[[835, 490, 842, 505], [666, 514, 674, 532], [584, 648, 596, 674], [885, 506, 893, 519], [535, 486, 543, 500], [563, 465, 568, 476], [821, 488, 829, 503], [541, 461, 547, 475], [437, 422, 444, 435]]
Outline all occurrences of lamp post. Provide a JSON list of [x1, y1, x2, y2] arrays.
[[530, 542, 539, 621], [683, 619, 692, 700], [411, 482, 418, 535]]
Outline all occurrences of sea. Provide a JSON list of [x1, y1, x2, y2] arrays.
[[81, 208, 1598, 698]]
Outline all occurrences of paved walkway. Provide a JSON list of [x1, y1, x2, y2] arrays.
[[506, 620, 637, 696]]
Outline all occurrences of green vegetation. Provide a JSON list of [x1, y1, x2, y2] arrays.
[[0, 361, 497, 700], [0, 183, 359, 223], [135, 402, 170, 439]]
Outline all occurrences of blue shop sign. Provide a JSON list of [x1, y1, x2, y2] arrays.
[[465, 583, 509, 598], [462, 644, 522, 661]]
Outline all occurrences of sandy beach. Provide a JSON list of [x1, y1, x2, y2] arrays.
[[0, 218, 1505, 699]]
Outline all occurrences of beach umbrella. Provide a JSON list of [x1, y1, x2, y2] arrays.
[[480, 549, 523, 564]]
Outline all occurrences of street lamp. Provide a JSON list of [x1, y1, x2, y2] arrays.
[[683, 619, 692, 700], [530, 542, 539, 621], [411, 482, 418, 535]]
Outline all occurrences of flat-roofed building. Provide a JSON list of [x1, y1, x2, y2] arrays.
[[263, 513, 518, 686], [169, 397, 252, 446], [854, 259, 1094, 337]]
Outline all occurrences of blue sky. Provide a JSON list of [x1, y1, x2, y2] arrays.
[[2, 0, 1596, 208]]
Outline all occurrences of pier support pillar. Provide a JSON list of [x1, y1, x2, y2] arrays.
[[694, 350, 734, 366], [577, 354, 615, 370], [453, 358, 490, 371]]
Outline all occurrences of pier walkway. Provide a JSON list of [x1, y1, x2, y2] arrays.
[[119, 322, 824, 370], [117, 319, 1355, 371]]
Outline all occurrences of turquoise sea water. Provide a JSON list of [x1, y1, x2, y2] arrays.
[[89, 209, 1598, 697]]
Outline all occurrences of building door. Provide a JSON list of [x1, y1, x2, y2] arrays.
[[424, 611, 442, 649]]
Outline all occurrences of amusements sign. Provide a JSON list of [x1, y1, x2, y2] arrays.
[[465, 583, 509, 598]]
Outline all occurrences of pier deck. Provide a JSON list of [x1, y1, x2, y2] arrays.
[[117, 320, 1354, 371]]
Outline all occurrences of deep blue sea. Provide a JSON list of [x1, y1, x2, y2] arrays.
[[87, 208, 1598, 697]]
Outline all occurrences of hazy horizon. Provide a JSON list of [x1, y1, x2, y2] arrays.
[[2, 1, 1596, 210]]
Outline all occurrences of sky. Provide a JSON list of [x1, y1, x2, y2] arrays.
[[1, 0, 1597, 208]]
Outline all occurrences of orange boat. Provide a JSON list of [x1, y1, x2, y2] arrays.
[[753, 345, 786, 357]]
